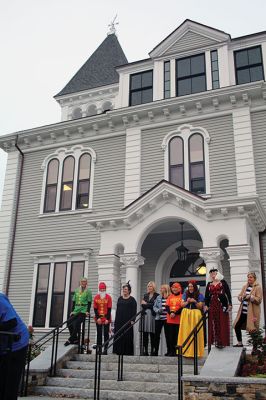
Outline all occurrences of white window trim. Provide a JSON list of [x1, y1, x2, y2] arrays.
[[40, 145, 97, 215], [29, 250, 91, 328], [161, 123, 211, 195]]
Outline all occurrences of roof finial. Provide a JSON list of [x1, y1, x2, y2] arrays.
[[108, 14, 119, 36]]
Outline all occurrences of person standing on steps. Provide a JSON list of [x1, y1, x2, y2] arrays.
[[165, 282, 183, 357], [205, 269, 232, 349], [233, 272, 262, 351], [153, 284, 171, 356], [141, 281, 159, 356], [65, 277, 92, 346], [93, 282, 112, 355]]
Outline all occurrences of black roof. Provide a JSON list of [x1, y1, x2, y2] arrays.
[[55, 34, 128, 97]]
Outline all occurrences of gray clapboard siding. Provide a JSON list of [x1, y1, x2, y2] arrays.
[[163, 31, 218, 57], [141, 115, 237, 198], [7, 135, 126, 323], [251, 111, 266, 209]]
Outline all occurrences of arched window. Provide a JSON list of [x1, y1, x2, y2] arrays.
[[169, 136, 184, 188], [189, 134, 205, 194], [44, 159, 59, 212], [76, 153, 91, 209], [72, 107, 82, 119], [60, 156, 75, 210]]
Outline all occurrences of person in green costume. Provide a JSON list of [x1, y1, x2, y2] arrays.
[[64, 277, 92, 346]]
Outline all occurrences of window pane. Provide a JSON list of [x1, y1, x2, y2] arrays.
[[248, 47, 262, 64], [170, 137, 183, 165], [211, 51, 218, 62], [77, 181, 89, 209], [79, 154, 91, 180], [45, 185, 57, 212], [142, 88, 153, 103], [60, 183, 73, 210], [164, 61, 170, 72], [164, 81, 170, 91], [33, 264, 50, 327], [62, 157, 75, 182], [235, 50, 248, 68], [170, 166, 184, 187], [47, 159, 59, 185], [212, 60, 218, 71], [237, 69, 250, 84], [250, 66, 264, 82], [142, 71, 153, 87], [190, 134, 204, 162], [191, 178, 205, 193], [131, 74, 141, 90], [164, 71, 170, 81], [68, 262, 85, 315], [191, 55, 205, 75], [213, 80, 220, 89], [191, 163, 204, 179], [178, 78, 191, 96], [192, 75, 206, 93], [212, 71, 219, 82], [177, 58, 190, 78], [50, 263, 67, 327], [130, 91, 141, 106]]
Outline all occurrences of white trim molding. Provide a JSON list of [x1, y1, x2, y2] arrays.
[[40, 144, 97, 214], [161, 123, 211, 195]]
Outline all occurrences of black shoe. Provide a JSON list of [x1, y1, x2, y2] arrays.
[[64, 340, 71, 346], [233, 344, 243, 347], [215, 344, 224, 349], [151, 351, 158, 356]]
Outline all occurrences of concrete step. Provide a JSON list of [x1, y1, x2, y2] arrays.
[[57, 366, 195, 382], [45, 377, 179, 394], [73, 353, 206, 365], [33, 386, 177, 399], [65, 359, 190, 373]]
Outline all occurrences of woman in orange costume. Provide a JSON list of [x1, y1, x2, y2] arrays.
[[165, 282, 182, 356], [177, 280, 205, 357]]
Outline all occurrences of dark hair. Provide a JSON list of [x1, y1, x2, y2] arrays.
[[122, 280, 132, 294], [185, 280, 200, 301], [209, 268, 218, 273]]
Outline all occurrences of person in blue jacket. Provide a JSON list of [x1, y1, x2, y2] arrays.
[[0, 292, 29, 400]]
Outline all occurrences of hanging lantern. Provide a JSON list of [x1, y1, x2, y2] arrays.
[[197, 261, 207, 275], [176, 222, 189, 262]]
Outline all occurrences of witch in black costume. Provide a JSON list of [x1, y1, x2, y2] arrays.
[[113, 281, 137, 355]]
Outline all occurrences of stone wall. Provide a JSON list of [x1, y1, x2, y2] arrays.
[[183, 375, 266, 399]]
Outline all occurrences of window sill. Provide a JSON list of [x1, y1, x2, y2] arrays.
[[39, 208, 93, 218]]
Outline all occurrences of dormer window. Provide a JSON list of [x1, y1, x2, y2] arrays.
[[129, 70, 153, 106], [176, 53, 206, 96], [234, 46, 264, 85]]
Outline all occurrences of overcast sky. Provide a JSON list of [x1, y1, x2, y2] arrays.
[[0, 0, 266, 206]]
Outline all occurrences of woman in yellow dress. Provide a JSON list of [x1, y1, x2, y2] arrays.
[[177, 280, 205, 358]]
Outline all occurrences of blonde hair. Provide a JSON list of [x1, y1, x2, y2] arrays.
[[247, 272, 257, 280], [147, 281, 157, 292], [160, 284, 171, 297]]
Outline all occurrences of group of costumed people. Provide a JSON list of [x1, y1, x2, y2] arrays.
[[63, 269, 262, 358]]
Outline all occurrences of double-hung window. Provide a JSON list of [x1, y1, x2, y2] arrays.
[[129, 70, 153, 106], [234, 46, 264, 85], [32, 259, 86, 328], [176, 53, 206, 96]]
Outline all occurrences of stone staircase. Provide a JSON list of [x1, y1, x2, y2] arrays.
[[31, 353, 205, 399]]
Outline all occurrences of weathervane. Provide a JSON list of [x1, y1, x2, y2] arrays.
[[108, 14, 119, 35]]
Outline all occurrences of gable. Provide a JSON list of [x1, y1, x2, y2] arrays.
[[162, 30, 220, 57]]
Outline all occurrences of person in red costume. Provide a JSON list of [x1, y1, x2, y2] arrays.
[[93, 282, 112, 355], [165, 282, 182, 356]]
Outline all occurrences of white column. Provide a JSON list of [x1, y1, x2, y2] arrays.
[[119, 253, 145, 303], [199, 247, 223, 274], [227, 245, 252, 344], [96, 255, 121, 311]]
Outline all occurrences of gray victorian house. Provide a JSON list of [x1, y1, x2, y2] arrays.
[[0, 19, 266, 341]]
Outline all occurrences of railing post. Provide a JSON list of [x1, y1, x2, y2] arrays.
[[93, 345, 98, 400], [49, 330, 55, 377], [97, 345, 102, 400], [86, 315, 91, 354], [177, 345, 183, 400], [193, 328, 198, 375], [53, 327, 59, 376]]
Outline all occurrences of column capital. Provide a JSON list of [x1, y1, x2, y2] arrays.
[[120, 253, 145, 267], [226, 245, 251, 260], [199, 247, 223, 263]]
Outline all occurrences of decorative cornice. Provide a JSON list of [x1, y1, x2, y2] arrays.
[[85, 180, 266, 233], [1, 81, 265, 153]]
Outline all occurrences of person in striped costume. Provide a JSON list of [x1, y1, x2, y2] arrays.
[[233, 272, 262, 347]]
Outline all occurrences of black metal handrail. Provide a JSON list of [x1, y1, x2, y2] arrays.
[[177, 310, 208, 400], [20, 314, 91, 397], [0, 331, 22, 400], [94, 309, 145, 400]]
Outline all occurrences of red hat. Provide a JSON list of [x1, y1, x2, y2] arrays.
[[172, 282, 182, 291], [99, 282, 106, 290]]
